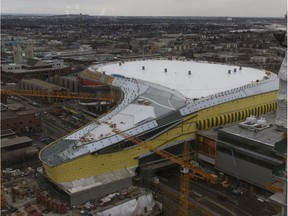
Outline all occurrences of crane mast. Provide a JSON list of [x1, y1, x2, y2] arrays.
[[112, 127, 217, 216]]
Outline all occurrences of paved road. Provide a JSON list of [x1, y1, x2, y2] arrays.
[[42, 114, 77, 138]]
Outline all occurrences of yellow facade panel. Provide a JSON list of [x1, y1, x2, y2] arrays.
[[210, 117, 215, 127], [267, 103, 271, 112], [43, 91, 278, 183], [254, 107, 258, 116]]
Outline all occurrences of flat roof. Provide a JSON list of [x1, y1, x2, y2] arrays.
[[1, 136, 32, 148], [218, 113, 284, 147], [40, 59, 278, 167], [95, 60, 267, 99], [2, 66, 69, 74], [1, 129, 16, 138], [1, 99, 40, 120]]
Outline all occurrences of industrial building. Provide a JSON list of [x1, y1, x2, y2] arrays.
[[1, 98, 42, 133], [19, 79, 63, 103], [19, 78, 62, 92], [197, 113, 285, 191], [37, 57, 284, 208], [1, 58, 71, 81], [1, 129, 38, 167], [0, 97, 42, 167]]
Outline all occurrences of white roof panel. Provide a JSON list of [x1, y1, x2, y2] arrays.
[[98, 60, 267, 99]]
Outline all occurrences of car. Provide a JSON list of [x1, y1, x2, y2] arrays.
[[41, 137, 54, 144]]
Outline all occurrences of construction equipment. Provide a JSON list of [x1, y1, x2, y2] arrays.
[[112, 127, 217, 216], [179, 141, 190, 216], [0, 89, 116, 100], [0, 89, 118, 113], [2, 87, 216, 215]]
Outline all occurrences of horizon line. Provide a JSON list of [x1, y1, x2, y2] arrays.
[[1, 12, 285, 19]]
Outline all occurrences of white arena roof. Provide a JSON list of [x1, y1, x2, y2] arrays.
[[95, 60, 267, 99], [40, 58, 278, 169]]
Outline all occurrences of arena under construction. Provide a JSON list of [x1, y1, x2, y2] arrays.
[[37, 58, 286, 214]]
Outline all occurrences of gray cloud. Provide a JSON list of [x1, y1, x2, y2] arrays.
[[1, 0, 286, 17]]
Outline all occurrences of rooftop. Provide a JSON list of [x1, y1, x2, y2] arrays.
[[1, 129, 16, 138], [40, 60, 278, 167], [95, 60, 268, 99], [1, 99, 40, 120], [219, 112, 285, 147], [1, 136, 32, 148]]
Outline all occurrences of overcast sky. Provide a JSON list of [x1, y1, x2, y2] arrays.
[[1, 0, 287, 17]]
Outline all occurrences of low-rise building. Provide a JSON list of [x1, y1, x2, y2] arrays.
[[1, 98, 41, 133], [1, 58, 71, 81], [1, 129, 38, 167], [250, 56, 268, 64]]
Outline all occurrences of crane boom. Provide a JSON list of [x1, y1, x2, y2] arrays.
[[112, 127, 217, 216], [0, 89, 116, 101], [112, 128, 217, 183], [112, 128, 186, 166]]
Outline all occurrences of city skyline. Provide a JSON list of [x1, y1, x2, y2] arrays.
[[1, 0, 287, 17]]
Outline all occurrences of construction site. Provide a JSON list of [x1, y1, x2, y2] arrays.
[[1, 52, 286, 216], [1, 24, 287, 215]]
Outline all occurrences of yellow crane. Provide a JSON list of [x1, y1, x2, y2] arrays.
[[0, 89, 117, 100], [112, 128, 217, 216], [0, 89, 118, 113], [2, 88, 217, 214]]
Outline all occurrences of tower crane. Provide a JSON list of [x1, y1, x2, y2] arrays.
[[112, 127, 217, 216], [0, 89, 118, 113], [2, 88, 217, 214]]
